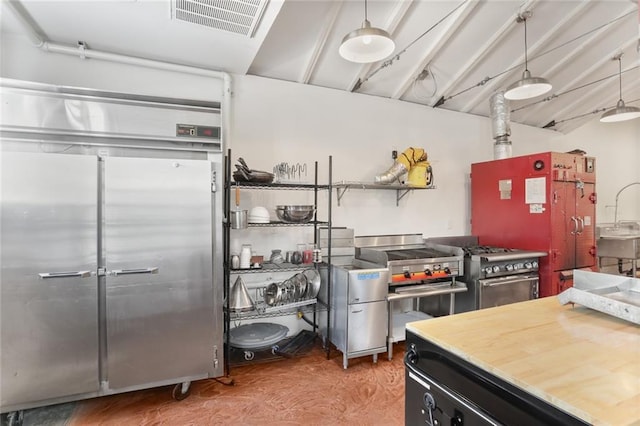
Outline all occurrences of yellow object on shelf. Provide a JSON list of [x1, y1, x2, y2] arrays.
[[407, 160, 432, 187]]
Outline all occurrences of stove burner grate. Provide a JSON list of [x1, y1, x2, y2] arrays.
[[385, 248, 450, 261], [462, 246, 515, 256]]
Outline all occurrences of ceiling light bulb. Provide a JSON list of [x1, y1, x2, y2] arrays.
[[363, 35, 372, 45]]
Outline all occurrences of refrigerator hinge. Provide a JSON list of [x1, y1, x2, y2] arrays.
[[213, 345, 219, 368], [211, 171, 217, 193]]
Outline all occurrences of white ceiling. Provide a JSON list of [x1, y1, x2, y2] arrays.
[[2, 0, 639, 133]]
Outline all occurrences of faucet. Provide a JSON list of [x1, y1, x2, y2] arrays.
[[614, 182, 640, 227]]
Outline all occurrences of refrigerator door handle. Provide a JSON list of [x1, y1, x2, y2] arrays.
[[109, 267, 159, 276], [570, 216, 579, 235], [38, 271, 92, 279]]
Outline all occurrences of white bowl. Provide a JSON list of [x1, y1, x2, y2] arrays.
[[249, 206, 270, 220]]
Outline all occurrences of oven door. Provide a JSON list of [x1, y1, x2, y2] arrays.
[[478, 274, 539, 309]]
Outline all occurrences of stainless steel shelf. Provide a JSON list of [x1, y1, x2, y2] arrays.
[[333, 180, 436, 206]]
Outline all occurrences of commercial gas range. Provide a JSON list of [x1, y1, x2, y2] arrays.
[[355, 234, 467, 360], [427, 236, 547, 313]]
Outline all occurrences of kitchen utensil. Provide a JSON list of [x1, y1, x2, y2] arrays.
[[231, 254, 240, 269], [275, 205, 316, 223], [234, 158, 275, 183], [233, 170, 275, 184], [234, 164, 251, 181], [291, 273, 307, 300], [270, 249, 284, 264], [264, 282, 281, 306], [303, 269, 321, 298], [248, 206, 270, 223], [229, 276, 255, 312], [231, 185, 248, 229], [239, 244, 252, 269]]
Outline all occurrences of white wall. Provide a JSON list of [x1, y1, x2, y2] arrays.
[[3, 32, 639, 258]]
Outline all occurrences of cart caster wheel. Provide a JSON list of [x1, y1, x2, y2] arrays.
[[172, 382, 191, 401], [271, 345, 279, 355], [4, 410, 24, 426], [244, 351, 255, 361]]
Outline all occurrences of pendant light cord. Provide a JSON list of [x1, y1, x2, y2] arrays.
[[440, 10, 635, 105], [352, 0, 468, 91], [510, 64, 640, 112], [364, 0, 368, 21], [523, 17, 529, 72], [617, 56, 623, 102]]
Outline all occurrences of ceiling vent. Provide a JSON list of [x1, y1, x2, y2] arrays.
[[172, 0, 268, 37]]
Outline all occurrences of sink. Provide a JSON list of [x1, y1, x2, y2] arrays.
[[597, 221, 640, 239], [600, 229, 640, 238], [597, 224, 640, 260]]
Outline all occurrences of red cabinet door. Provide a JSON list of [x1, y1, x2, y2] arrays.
[[575, 182, 596, 268], [550, 181, 576, 271]]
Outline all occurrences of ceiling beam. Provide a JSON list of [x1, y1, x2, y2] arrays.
[[391, 0, 479, 100], [518, 6, 637, 122], [346, 0, 413, 93], [460, 0, 590, 113], [431, 0, 539, 107], [298, 1, 344, 84]]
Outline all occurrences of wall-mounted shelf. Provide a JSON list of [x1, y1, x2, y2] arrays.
[[333, 181, 436, 206]]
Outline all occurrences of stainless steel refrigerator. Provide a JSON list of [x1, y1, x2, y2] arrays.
[[0, 79, 224, 412]]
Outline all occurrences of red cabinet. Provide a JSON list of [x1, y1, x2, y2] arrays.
[[471, 152, 597, 297]]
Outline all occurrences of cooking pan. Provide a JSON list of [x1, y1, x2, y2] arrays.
[[303, 269, 321, 299], [231, 185, 248, 229]]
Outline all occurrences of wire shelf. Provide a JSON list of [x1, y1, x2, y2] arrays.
[[227, 298, 324, 320], [230, 181, 330, 190]]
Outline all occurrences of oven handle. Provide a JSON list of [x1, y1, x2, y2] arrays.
[[480, 276, 538, 288]]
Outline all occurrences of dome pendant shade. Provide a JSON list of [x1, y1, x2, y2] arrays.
[[600, 99, 640, 123], [339, 19, 395, 63], [600, 55, 640, 123], [504, 69, 552, 100], [504, 12, 552, 101]]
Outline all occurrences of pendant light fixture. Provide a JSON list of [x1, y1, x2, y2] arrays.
[[504, 12, 552, 100], [600, 54, 640, 123], [339, 0, 395, 64]]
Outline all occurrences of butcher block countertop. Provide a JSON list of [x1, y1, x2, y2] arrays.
[[406, 297, 640, 426]]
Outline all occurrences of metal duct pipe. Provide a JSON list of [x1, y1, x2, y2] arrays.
[[489, 91, 512, 160]]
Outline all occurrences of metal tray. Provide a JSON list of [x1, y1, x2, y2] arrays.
[[557, 270, 640, 324]]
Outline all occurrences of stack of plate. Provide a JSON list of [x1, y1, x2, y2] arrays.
[[248, 206, 270, 224]]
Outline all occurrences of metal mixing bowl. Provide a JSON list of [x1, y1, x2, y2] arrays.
[[275, 205, 316, 223]]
